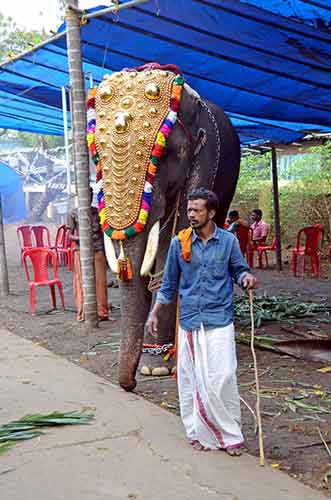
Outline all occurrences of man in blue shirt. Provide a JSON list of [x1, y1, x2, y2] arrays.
[[147, 188, 256, 455]]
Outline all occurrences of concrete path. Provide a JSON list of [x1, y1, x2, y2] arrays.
[[0, 329, 325, 500]]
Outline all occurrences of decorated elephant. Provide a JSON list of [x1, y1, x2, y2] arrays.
[[87, 63, 240, 391]]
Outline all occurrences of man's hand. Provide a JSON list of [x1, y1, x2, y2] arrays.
[[146, 312, 159, 338], [242, 273, 257, 290]]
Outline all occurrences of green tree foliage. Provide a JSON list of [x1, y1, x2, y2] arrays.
[[0, 12, 47, 63], [233, 142, 331, 244], [0, 13, 63, 149]]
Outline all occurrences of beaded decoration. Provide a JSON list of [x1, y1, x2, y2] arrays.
[[87, 70, 184, 240]]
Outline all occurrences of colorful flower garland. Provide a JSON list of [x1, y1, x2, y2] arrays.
[[86, 73, 184, 240]]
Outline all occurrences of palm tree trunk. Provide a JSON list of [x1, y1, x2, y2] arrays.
[[65, 0, 97, 328]]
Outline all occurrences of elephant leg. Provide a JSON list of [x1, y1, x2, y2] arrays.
[[150, 221, 176, 345], [139, 223, 177, 376]]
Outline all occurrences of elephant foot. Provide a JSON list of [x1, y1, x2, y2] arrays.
[[138, 352, 176, 378]]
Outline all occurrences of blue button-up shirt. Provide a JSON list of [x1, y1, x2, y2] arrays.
[[156, 225, 250, 331]]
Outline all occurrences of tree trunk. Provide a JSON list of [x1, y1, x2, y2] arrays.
[[271, 147, 282, 271], [65, 1, 97, 328]]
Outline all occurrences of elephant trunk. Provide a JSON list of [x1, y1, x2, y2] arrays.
[[117, 235, 152, 391]]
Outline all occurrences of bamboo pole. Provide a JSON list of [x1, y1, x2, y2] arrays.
[[0, 196, 9, 297], [249, 289, 265, 466], [61, 86, 71, 210], [271, 146, 282, 271], [65, 0, 97, 328]]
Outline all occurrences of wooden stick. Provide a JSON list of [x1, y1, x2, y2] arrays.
[[249, 289, 265, 466], [317, 427, 331, 458]]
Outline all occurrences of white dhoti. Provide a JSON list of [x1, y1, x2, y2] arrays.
[[177, 322, 243, 450]]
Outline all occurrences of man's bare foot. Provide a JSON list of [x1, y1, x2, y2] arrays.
[[226, 446, 243, 457], [189, 440, 211, 451]]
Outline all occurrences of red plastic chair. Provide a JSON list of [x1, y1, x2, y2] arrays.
[[257, 237, 276, 269], [31, 225, 51, 248], [292, 225, 324, 278], [236, 225, 251, 260], [17, 225, 33, 258], [53, 225, 71, 266], [22, 248, 65, 315]]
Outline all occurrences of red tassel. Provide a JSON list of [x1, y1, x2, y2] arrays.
[[117, 241, 133, 281]]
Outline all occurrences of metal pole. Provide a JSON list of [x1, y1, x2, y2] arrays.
[[271, 146, 282, 271], [0, 196, 9, 296], [84, 0, 149, 20], [0, 0, 148, 70], [61, 86, 71, 207], [65, 0, 97, 328]]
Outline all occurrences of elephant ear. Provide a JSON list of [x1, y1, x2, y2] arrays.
[[179, 96, 221, 215]]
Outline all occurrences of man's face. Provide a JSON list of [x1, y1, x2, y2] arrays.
[[187, 199, 215, 229], [251, 212, 260, 222]]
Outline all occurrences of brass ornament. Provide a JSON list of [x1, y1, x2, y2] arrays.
[[121, 96, 134, 109], [144, 82, 161, 100], [99, 85, 113, 101], [149, 106, 158, 116], [114, 112, 132, 134], [95, 69, 175, 230]]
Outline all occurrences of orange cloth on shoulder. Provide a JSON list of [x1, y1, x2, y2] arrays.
[[178, 227, 193, 262]]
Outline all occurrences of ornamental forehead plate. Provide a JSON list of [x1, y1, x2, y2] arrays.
[[95, 69, 176, 230]]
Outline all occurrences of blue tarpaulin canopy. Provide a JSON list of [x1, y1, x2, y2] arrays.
[[1, 0, 331, 144], [0, 162, 26, 223]]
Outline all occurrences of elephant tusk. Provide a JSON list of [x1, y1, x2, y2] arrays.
[[104, 234, 119, 274], [140, 220, 160, 277], [184, 82, 200, 101]]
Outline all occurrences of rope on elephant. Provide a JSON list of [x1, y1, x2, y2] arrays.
[[147, 271, 164, 293], [147, 191, 181, 293]]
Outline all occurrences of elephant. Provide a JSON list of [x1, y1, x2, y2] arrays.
[[87, 63, 240, 391]]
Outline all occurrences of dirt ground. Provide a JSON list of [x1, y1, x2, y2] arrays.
[[1, 223, 331, 496]]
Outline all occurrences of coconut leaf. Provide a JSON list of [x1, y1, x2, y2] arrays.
[[0, 410, 94, 455], [234, 295, 331, 328], [0, 442, 15, 455]]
